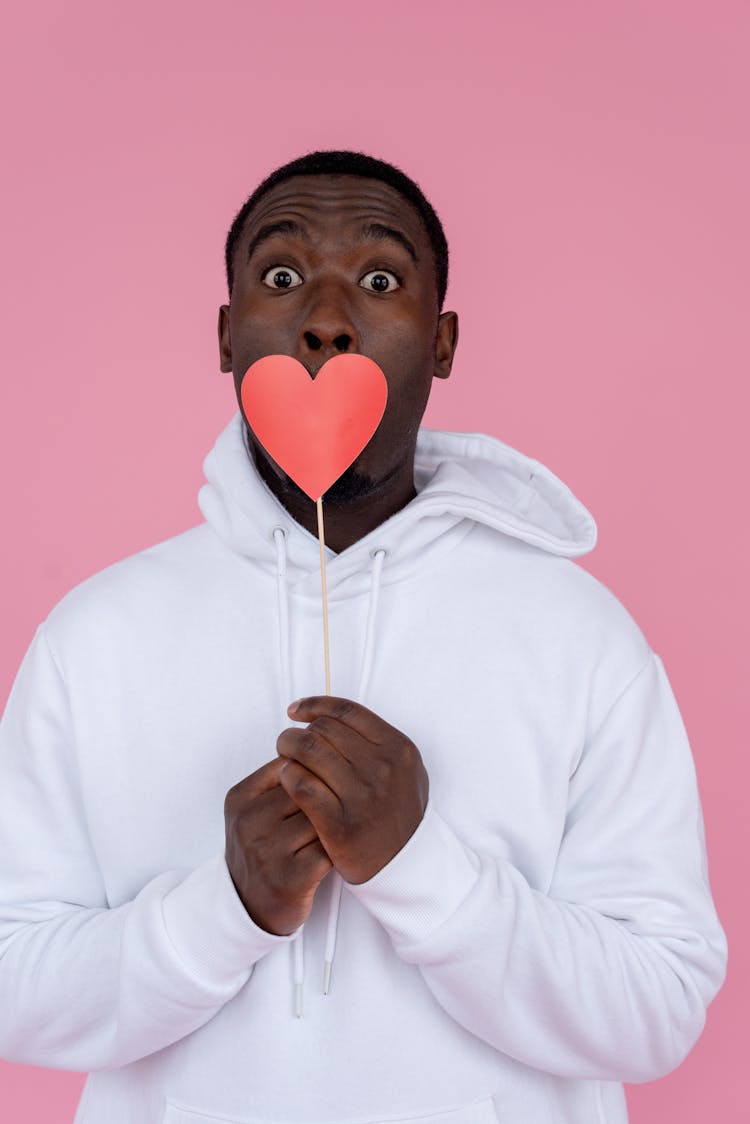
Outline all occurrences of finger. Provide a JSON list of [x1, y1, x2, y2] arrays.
[[227, 775, 302, 834], [275, 808, 320, 854], [279, 760, 342, 834], [286, 696, 389, 743], [291, 838, 334, 883], [253, 782, 306, 822], [229, 758, 286, 801], [277, 724, 351, 786]]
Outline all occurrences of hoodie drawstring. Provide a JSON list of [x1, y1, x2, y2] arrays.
[[273, 526, 387, 1015], [357, 547, 387, 702], [274, 528, 292, 703]]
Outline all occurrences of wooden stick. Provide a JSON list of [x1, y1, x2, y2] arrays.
[[316, 496, 331, 695]]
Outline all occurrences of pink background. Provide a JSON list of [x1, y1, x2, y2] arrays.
[[0, 1, 746, 1119]]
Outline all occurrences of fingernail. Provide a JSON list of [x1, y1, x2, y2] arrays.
[[288, 699, 301, 715]]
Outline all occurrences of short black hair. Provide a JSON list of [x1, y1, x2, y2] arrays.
[[224, 150, 449, 310]]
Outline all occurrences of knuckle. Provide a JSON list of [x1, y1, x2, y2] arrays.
[[399, 738, 418, 767], [288, 771, 318, 802], [281, 729, 315, 757], [372, 757, 392, 786], [331, 699, 355, 719], [276, 728, 292, 752], [293, 731, 320, 761], [310, 715, 337, 741]]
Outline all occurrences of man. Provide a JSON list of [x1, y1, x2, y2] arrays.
[[0, 151, 727, 1124]]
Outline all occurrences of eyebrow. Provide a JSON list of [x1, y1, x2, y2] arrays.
[[360, 223, 418, 263], [246, 220, 309, 263], [244, 218, 419, 265]]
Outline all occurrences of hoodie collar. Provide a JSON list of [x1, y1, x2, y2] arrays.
[[198, 413, 596, 599]]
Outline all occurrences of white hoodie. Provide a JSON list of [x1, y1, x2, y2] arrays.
[[0, 415, 726, 1124]]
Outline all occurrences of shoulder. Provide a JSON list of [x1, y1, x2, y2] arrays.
[[43, 523, 226, 656], [461, 524, 653, 674]]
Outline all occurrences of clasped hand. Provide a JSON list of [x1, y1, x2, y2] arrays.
[[224, 697, 429, 935]]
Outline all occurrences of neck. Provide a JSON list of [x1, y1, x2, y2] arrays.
[[245, 430, 417, 553]]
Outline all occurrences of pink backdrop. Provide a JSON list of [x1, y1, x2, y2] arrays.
[[0, 1, 746, 1119]]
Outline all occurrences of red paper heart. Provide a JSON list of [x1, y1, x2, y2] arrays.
[[240, 354, 388, 500]]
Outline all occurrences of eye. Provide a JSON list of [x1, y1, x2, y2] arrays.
[[359, 270, 400, 293], [261, 266, 303, 289]]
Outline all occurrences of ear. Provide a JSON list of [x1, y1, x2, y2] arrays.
[[433, 311, 459, 380], [218, 305, 232, 372]]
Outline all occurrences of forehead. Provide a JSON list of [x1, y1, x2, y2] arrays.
[[240, 174, 429, 248]]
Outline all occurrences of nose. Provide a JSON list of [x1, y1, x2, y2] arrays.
[[299, 282, 358, 363]]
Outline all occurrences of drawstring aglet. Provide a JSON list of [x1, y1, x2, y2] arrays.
[[323, 873, 343, 996], [293, 926, 304, 1018]]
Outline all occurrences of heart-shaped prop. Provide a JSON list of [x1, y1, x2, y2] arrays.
[[240, 354, 388, 500]]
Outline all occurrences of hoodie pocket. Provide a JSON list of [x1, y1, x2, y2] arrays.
[[161, 1096, 501, 1124]]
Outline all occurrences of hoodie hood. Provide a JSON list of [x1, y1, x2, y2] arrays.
[[198, 413, 597, 600]]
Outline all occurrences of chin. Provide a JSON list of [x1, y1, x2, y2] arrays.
[[323, 465, 381, 504]]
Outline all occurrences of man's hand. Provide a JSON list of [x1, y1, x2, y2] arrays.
[[276, 697, 429, 884], [224, 759, 333, 935]]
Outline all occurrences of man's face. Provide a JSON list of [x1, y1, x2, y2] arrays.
[[218, 174, 458, 501]]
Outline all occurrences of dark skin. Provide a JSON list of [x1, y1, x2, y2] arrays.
[[220, 175, 459, 935]]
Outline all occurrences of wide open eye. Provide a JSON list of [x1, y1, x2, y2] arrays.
[[261, 266, 303, 289], [359, 270, 401, 293]]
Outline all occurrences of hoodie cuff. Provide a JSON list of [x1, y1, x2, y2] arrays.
[[161, 852, 297, 991], [345, 803, 481, 947]]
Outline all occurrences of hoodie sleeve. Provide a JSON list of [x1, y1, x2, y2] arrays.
[[347, 653, 728, 1083], [0, 625, 294, 1072]]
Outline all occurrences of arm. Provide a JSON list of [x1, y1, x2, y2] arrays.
[[281, 658, 728, 1082], [0, 626, 294, 1072]]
